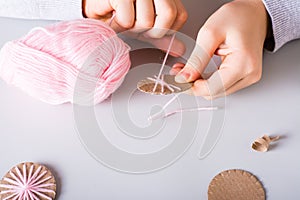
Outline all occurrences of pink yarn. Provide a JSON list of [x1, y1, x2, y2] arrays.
[[0, 19, 131, 105]]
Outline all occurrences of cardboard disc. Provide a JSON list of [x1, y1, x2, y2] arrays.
[[0, 162, 56, 200], [137, 75, 192, 95], [208, 169, 265, 200]]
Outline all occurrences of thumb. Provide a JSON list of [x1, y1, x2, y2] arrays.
[[175, 28, 223, 83]]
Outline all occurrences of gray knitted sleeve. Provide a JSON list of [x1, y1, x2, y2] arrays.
[[262, 0, 300, 52]]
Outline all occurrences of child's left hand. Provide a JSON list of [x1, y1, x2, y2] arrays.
[[171, 0, 269, 99]]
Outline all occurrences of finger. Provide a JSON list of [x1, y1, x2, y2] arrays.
[[201, 77, 256, 100], [109, 19, 128, 33], [111, 0, 135, 28], [224, 74, 261, 96], [86, 12, 125, 33], [172, 62, 185, 70], [88, 13, 113, 21], [144, 0, 177, 38], [175, 27, 223, 83], [191, 65, 244, 97], [131, 0, 155, 32], [170, 62, 185, 75], [83, 0, 113, 19], [168, 0, 188, 34]]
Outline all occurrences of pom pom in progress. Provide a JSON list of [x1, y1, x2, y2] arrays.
[[0, 19, 131, 105]]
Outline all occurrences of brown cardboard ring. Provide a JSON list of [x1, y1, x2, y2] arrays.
[[208, 169, 265, 200]]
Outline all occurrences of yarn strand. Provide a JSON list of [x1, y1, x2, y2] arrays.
[[152, 33, 176, 92]]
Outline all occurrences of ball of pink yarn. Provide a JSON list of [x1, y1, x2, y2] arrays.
[[0, 19, 131, 105]]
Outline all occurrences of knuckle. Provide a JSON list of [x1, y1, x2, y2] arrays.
[[186, 55, 203, 72], [219, 2, 234, 13], [141, 20, 154, 29], [244, 62, 262, 84], [117, 0, 133, 4], [198, 26, 218, 40], [177, 10, 188, 23], [193, 81, 210, 96], [144, 29, 166, 38], [244, 58, 260, 74], [122, 22, 134, 29], [163, 8, 177, 21], [250, 72, 262, 84]]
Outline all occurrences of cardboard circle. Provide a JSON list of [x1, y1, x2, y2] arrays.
[[137, 75, 192, 95], [0, 162, 56, 200], [208, 169, 265, 200]]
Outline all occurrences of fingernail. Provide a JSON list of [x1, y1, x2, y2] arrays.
[[175, 73, 189, 83], [175, 75, 187, 83]]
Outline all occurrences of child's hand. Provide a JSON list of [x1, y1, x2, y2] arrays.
[[82, 0, 187, 38], [171, 0, 269, 99]]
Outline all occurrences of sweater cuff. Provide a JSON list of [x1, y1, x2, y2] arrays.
[[262, 0, 300, 52], [39, 0, 83, 20], [0, 0, 83, 21]]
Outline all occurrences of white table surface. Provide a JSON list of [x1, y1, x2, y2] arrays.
[[1, 1, 300, 199]]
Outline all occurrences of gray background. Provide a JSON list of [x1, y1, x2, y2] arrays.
[[1, 0, 300, 199]]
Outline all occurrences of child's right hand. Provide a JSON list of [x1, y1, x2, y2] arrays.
[[82, 0, 187, 39]]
